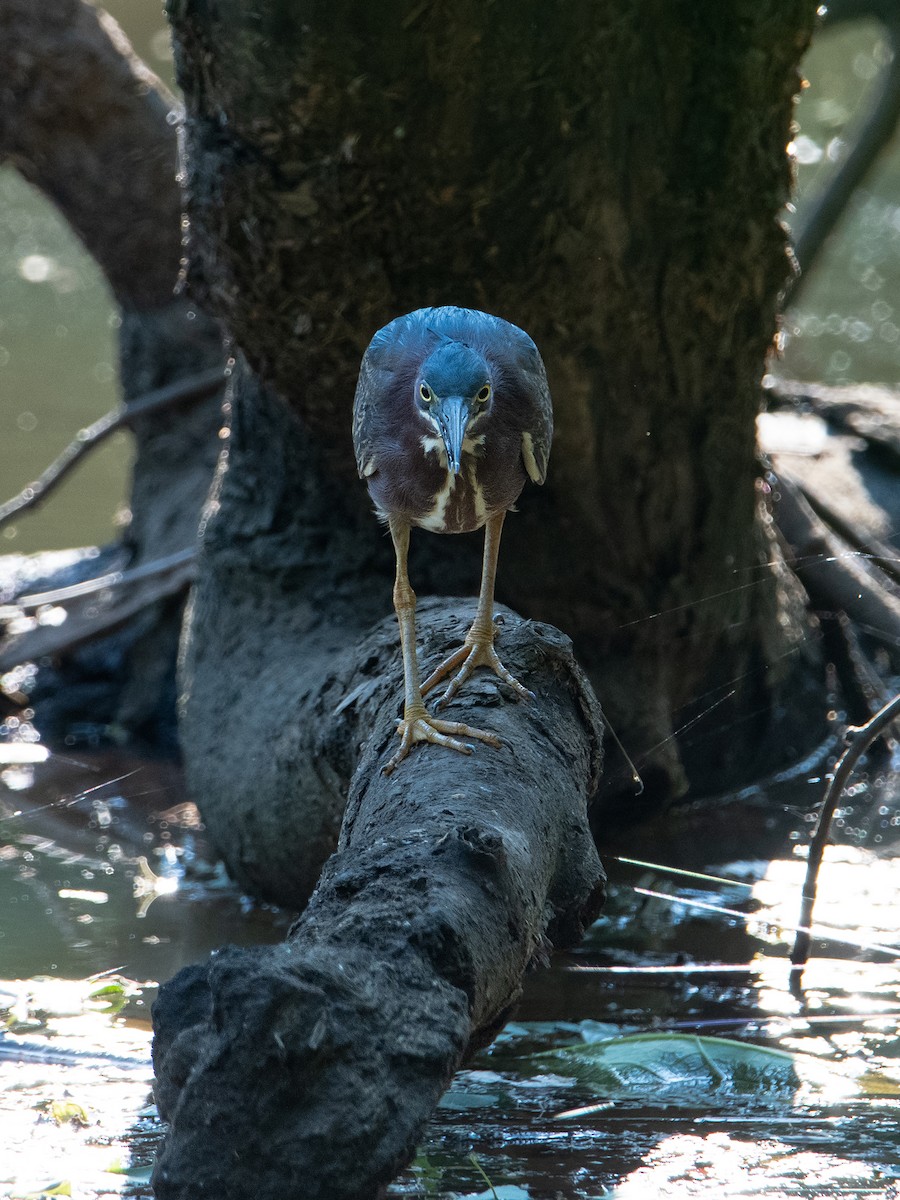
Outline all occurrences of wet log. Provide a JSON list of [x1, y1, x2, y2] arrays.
[[151, 606, 605, 1199]]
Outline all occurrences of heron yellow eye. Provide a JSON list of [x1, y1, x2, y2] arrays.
[[419, 383, 432, 403], [476, 384, 491, 402]]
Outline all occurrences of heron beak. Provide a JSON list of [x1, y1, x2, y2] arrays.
[[437, 395, 470, 476]]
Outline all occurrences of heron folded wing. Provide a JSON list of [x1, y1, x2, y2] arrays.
[[521, 430, 547, 485], [351, 352, 387, 478]]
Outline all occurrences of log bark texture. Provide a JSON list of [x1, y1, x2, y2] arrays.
[[152, 611, 605, 1197]]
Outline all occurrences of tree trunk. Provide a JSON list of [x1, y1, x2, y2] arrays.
[[169, 0, 822, 808], [151, 7, 826, 1188]]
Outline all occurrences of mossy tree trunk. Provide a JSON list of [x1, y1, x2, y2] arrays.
[[170, 0, 820, 812]]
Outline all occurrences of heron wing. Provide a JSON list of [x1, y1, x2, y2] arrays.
[[351, 349, 384, 478], [518, 354, 553, 485], [491, 324, 552, 485]]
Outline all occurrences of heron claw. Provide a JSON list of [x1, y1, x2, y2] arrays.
[[422, 632, 533, 709], [382, 710, 501, 776]]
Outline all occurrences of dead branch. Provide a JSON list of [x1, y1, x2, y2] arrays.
[[0, 549, 196, 673], [790, 690, 900, 980], [0, 371, 225, 530], [788, 0, 900, 301], [0, 0, 182, 309], [774, 473, 900, 661]]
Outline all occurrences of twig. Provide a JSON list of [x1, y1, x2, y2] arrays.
[[0, 547, 197, 672], [790, 690, 900, 981], [0, 368, 225, 530], [792, 477, 900, 591], [13, 547, 196, 610]]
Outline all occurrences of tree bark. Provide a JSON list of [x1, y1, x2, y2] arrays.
[[169, 0, 823, 804], [0, 0, 225, 744]]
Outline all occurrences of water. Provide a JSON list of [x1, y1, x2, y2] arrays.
[[1, 755, 898, 1197], [783, 20, 900, 387], [2, 9, 900, 1200]]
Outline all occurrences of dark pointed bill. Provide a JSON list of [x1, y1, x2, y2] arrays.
[[436, 395, 469, 476]]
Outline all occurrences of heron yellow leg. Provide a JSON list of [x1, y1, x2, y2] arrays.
[[383, 516, 501, 776], [422, 511, 533, 708]]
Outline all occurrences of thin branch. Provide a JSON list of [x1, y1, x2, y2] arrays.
[[14, 546, 196, 610], [0, 369, 225, 530], [0, 548, 197, 672], [790, 690, 900, 981]]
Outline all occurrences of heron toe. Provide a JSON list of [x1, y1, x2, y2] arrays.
[[422, 630, 534, 709], [382, 709, 502, 776]]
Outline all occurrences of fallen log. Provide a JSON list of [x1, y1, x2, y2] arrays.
[[152, 603, 606, 1200]]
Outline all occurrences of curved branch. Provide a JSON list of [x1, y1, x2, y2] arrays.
[[0, 0, 182, 310], [0, 371, 225, 531], [789, 0, 900, 299], [790, 690, 900, 979], [774, 473, 900, 662]]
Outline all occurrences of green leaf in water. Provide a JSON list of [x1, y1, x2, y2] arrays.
[[536, 1033, 801, 1103], [48, 1099, 90, 1126], [410, 1153, 445, 1197], [87, 980, 127, 1015], [105, 1158, 155, 1182], [855, 1069, 900, 1098], [11, 1185, 72, 1199]]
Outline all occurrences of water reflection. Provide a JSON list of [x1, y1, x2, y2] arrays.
[[784, 20, 900, 388]]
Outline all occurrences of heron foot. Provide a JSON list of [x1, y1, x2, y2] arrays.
[[382, 710, 501, 776], [422, 629, 534, 709]]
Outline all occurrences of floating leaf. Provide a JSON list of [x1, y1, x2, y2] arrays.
[[87, 981, 127, 1015], [12, 1184, 72, 1199], [49, 1099, 90, 1126], [105, 1159, 154, 1182], [437, 1086, 500, 1110], [536, 1033, 800, 1103], [854, 1069, 900, 1098]]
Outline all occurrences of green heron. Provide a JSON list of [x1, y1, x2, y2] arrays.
[[352, 306, 553, 775]]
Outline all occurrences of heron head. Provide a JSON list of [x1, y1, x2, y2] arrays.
[[415, 340, 492, 475]]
